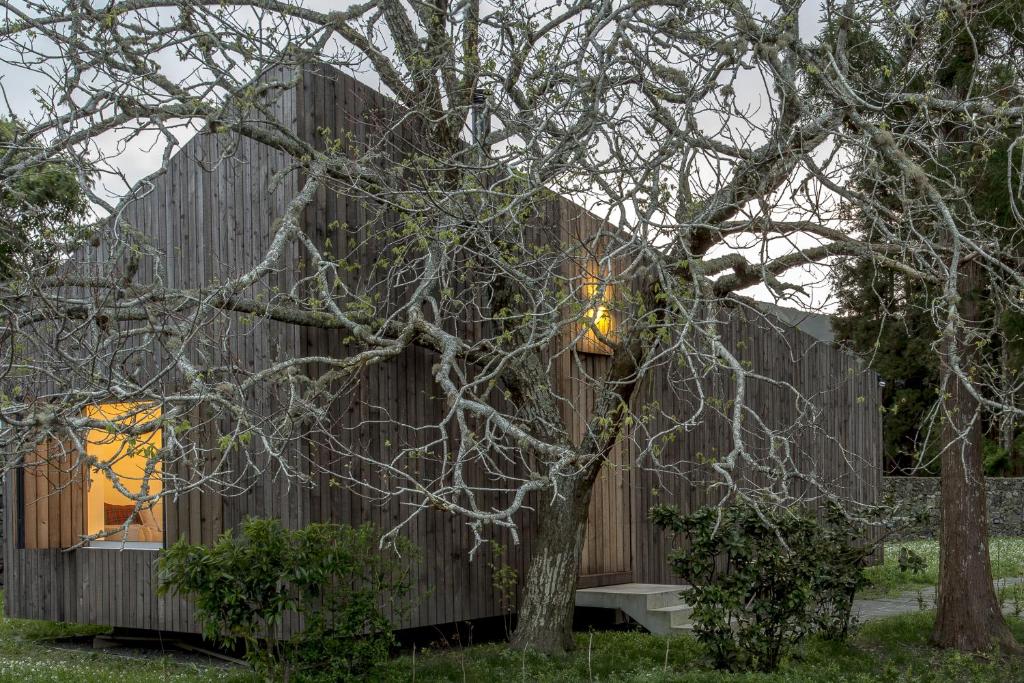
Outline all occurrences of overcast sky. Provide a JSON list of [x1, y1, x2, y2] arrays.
[[0, 0, 841, 312]]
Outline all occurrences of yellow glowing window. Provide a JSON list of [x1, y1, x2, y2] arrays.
[[579, 264, 615, 354], [84, 402, 164, 544], [586, 303, 613, 333]]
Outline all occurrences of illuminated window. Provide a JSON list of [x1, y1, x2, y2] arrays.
[[84, 402, 164, 546], [578, 261, 616, 354]]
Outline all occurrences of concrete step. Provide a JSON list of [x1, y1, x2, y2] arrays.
[[669, 621, 695, 634], [646, 604, 695, 632], [576, 583, 692, 635]]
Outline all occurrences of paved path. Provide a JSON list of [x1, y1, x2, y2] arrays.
[[852, 577, 1024, 623]]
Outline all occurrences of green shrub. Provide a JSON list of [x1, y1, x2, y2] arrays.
[[898, 546, 927, 575], [650, 500, 870, 672], [157, 518, 415, 682], [807, 504, 872, 640]]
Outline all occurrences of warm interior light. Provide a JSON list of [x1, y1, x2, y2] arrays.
[[578, 260, 616, 352], [585, 304, 613, 337], [84, 402, 163, 543]]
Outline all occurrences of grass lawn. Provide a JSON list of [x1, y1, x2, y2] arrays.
[[4, 538, 1024, 683], [5, 605, 1023, 682], [863, 536, 1024, 596], [0, 595, 255, 683], [380, 613, 1024, 682]]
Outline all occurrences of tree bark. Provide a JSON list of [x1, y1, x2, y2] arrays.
[[931, 260, 1020, 652], [999, 340, 1019, 475], [509, 466, 601, 654]]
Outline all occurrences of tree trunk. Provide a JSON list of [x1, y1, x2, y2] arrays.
[[999, 340, 1019, 475], [931, 261, 1020, 652], [502, 270, 654, 654], [509, 467, 600, 654]]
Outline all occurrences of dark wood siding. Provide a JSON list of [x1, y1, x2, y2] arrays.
[[3, 64, 883, 633], [629, 307, 884, 584]]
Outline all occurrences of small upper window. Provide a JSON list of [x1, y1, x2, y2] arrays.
[[577, 260, 616, 355]]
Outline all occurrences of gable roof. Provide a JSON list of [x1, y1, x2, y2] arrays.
[[755, 302, 836, 344]]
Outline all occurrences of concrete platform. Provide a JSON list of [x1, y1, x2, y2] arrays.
[[576, 583, 692, 635]]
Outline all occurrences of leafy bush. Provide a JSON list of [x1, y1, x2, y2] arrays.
[[650, 501, 870, 672], [898, 546, 927, 574], [158, 518, 415, 682], [809, 503, 873, 640]]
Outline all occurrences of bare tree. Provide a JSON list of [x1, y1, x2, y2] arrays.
[[2, 0, 1023, 654]]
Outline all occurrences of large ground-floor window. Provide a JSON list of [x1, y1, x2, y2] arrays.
[[84, 402, 164, 546], [19, 401, 164, 549]]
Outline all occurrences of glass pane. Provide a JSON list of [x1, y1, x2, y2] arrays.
[[83, 402, 163, 544]]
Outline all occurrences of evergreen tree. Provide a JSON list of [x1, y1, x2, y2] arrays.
[[831, 4, 1024, 475], [0, 119, 88, 278], [832, 262, 940, 473]]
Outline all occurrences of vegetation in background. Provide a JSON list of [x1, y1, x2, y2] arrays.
[[833, 223, 1024, 476], [0, 118, 89, 278], [897, 547, 926, 576], [650, 502, 869, 672], [831, 262, 942, 473], [487, 541, 519, 641], [158, 519, 415, 682]]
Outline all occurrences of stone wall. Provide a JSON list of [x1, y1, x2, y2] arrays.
[[883, 476, 1024, 540]]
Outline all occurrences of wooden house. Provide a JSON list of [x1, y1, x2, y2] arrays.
[[3, 64, 883, 635]]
